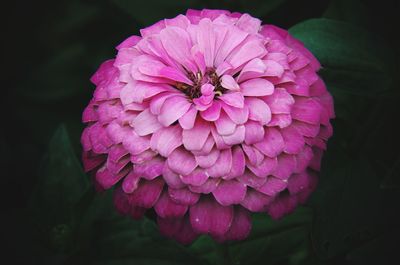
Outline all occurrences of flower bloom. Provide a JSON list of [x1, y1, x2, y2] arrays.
[[81, 9, 334, 244]]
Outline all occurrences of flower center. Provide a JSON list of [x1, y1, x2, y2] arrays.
[[175, 68, 227, 99]]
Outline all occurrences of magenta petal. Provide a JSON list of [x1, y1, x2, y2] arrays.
[[150, 125, 182, 157], [215, 112, 236, 135], [122, 171, 141, 193], [226, 146, 245, 179], [241, 189, 273, 212], [206, 149, 233, 177], [291, 97, 321, 124], [222, 103, 249, 124], [247, 156, 277, 178], [200, 101, 221, 121], [189, 177, 219, 194], [133, 157, 164, 180], [162, 165, 185, 189], [96, 165, 127, 189], [272, 154, 297, 180], [267, 195, 298, 220], [154, 191, 188, 218], [158, 216, 198, 245], [130, 177, 164, 208], [179, 105, 198, 130], [219, 92, 244, 108], [131, 109, 162, 136], [246, 97, 271, 125], [183, 118, 211, 151], [222, 125, 245, 145], [281, 126, 305, 154], [167, 148, 197, 175], [168, 187, 200, 206], [221, 75, 240, 90], [244, 120, 265, 145], [263, 87, 295, 114], [122, 131, 150, 155], [241, 78, 274, 96], [213, 180, 247, 206], [195, 148, 220, 168], [181, 167, 209, 186], [214, 207, 252, 242], [254, 127, 284, 157], [237, 170, 267, 188], [287, 172, 310, 195], [295, 146, 313, 173], [189, 197, 233, 236], [159, 96, 191, 126], [257, 176, 288, 196]]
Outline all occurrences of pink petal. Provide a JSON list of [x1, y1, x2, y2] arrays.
[[241, 78, 274, 96], [244, 120, 265, 145], [129, 177, 164, 208], [267, 195, 298, 220], [162, 165, 185, 189], [236, 13, 261, 34], [122, 131, 150, 155], [122, 171, 141, 193], [237, 58, 267, 83], [189, 177, 219, 194], [195, 148, 220, 168], [281, 126, 305, 154], [133, 157, 164, 180], [257, 176, 288, 196], [267, 113, 292, 128], [206, 149, 232, 177], [154, 191, 188, 218], [287, 172, 310, 195], [221, 75, 240, 90], [295, 146, 313, 173], [222, 125, 245, 145], [272, 154, 297, 180], [150, 125, 182, 157], [168, 187, 200, 206], [182, 118, 211, 151], [180, 167, 209, 186], [189, 197, 234, 236], [237, 170, 267, 188], [158, 96, 191, 126], [227, 38, 266, 69], [263, 87, 294, 114], [247, 156, 278, 178], [291, 97, 321, 124], [254, 127, 284, 157], [263, 59, 284, 77], [222, 103, 249, 124], [167, 148, 197, 176], [131, 109, 162, 136], [96, 165, 127, 190], [246, 97, 271, 125], [179, 105, 198, 130], [226, 146, 245, 179], [219, 92, 244, 108], [215, 112, 236, 135], [214, 207, 252, 242], [241, 189, 272, 212], [200, 101, 222, 121], [213, 180, 247, 206]]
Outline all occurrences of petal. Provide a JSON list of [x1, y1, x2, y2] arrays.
[[247, 156, 278, 178], [162, 165, 185, 189], [257, 176, 288, 196], [213, 207, 252, 242], [272, 154, 297, 180], [241, 190, 273, 212], [222, 103, 249, 124], [237, 58, 267, 83], [122, 131, 150, 155], [133, 157, 165, 180], [215, 112, 236, 135], [122, 171, 141, 193], [150, 125, 182, 157], [200, 101, 222, 121], [222, 125, 245, 145], [179, 105, 198, 130], [129, 178, 164, 208], [183, 118, 211, 151], [237, 170, 267, 188], [244, 120, 265, 145], [168, 187, 200, 206], [291, 97, 321, 124], [246, 98, 271, 125], [159, 96, 191, 126], [181, 167, 209, 186], [154, 191, 188, 218], [131, 109, 163, 136], [281, 126, 305, 154], [195, 148, 220, 168], [263, 87, 295, 114], [226, 146, 246, 179], [189, 197, 234, 236], [221, 75, 240, 90], [219, 92, 244, 108], [189, 177, 219, 194], [167, 148, 197, 175], [96, 165, 128, 189], [241, 78, 274, 96], [206, 149, 233, 177], [254, 127, 284, 157], [213, 180, 247, 206]]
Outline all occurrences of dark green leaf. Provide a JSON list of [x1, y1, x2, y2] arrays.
[[289, 18, 394, 97], [30, 124, 89, 251]]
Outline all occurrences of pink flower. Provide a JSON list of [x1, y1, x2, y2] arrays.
[[81, 9, 334, 244]]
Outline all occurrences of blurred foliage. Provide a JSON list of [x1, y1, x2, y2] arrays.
[[2, 0, 399, 264]]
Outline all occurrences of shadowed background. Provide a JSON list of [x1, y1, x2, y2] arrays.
[[2, 0, 399, 264]]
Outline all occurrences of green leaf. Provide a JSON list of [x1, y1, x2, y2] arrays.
[[30, 124, 89, 251], [289, 18, 394, 97]]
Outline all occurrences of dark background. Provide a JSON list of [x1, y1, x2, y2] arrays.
[[2, 0, 399, 264]]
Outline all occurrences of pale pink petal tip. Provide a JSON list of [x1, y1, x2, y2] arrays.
[[82, 8, 334, 244]]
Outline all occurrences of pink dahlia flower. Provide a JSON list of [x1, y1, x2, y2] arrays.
[[81, 9, 334, 244]]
